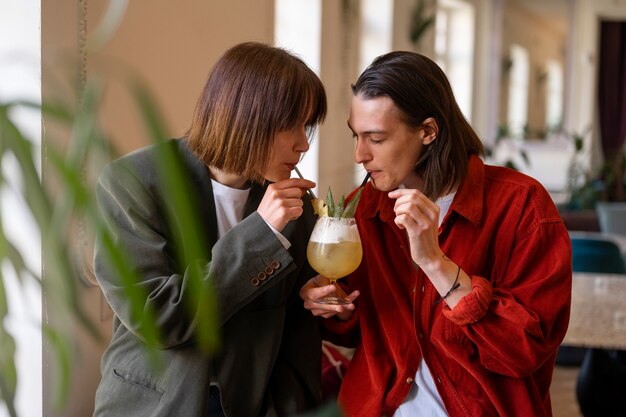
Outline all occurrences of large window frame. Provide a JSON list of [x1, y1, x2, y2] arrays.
[[434, 0, 475, 121]]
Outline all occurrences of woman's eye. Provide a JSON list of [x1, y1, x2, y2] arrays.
[[370, 137, 383, 144]]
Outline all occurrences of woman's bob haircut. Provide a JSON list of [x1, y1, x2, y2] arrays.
[[186, 42, 327, 183]]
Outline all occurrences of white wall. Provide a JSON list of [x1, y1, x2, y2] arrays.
[[89, 0, 275, 156]]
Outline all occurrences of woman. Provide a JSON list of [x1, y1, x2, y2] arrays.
[[301, 51, 571, 416], [93, 42, 327, 417]]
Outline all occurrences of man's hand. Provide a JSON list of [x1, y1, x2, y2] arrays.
[[388, 188, 443, 268]]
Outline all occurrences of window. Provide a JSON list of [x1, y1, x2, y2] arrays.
[[545, 60, 563, 132], [359, 0, 393, 73], [507, 44, 529, 138], [434, 0, 475, 121], [355, 0, 393, 184]]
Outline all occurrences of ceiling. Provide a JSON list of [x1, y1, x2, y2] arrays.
[[510, 0, 570, 35]]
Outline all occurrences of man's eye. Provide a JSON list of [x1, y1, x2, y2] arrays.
[[370, 138, 383, 144]]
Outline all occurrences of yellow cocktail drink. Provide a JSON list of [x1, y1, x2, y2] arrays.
[[306, 216, 362, 294], [307, 241, 362, 281], [306, 184, 366, 304]]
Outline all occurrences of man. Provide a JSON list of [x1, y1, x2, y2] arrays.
[[301, 51, 572, 417]]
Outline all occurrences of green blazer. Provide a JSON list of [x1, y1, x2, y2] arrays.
[[92, 140, 322, 417]]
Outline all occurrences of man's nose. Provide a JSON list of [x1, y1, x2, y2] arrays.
[[354, 139, 369, 163]]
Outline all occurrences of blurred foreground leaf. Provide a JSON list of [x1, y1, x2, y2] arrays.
[[0, 72, 221, 414]]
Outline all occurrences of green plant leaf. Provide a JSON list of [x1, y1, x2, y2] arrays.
[[0, 269, 17, 417], [334, 195, 345, 218], [342, 186, 364, 218], [325, 187, 336, 218], [132, 80, 219, 352], [409, 0, 435, 46]]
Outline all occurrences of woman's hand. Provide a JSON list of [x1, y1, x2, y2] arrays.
[[388, 188, 444, 268], [257, 178, 316, 232], [300, 275, 359, 320]]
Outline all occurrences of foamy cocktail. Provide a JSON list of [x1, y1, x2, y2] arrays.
[[307, 216, 362, 304]]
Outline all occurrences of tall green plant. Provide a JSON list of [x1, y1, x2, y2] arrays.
[[0, 99, 102, 413], [564, 126, 626, 208], [0, 70, 221, 415]]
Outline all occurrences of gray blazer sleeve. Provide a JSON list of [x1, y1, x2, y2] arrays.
[[94, 159, 300, 350]]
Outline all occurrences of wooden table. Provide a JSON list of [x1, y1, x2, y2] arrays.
[[563, 272, 626, 350]]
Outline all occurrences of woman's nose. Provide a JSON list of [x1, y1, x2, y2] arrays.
[[295, 127, 310, 152]]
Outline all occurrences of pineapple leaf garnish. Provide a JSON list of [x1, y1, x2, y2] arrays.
[[342, 186, 364, 218], [325, 187, 335, 217], [312, 184, 365, 218]]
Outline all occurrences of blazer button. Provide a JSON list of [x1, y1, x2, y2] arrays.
[[264, 265, 274, 275], [257, 271, 267, 281], [251, 277, 260, 286], [270, 260, 280, 270], [406, 377, 414, 384]]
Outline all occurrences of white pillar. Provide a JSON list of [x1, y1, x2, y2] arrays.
[[318, 0, 362, 197]]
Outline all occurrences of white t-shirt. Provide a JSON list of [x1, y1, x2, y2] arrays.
[[211, 179, 290, 248], [393, 192, 456, 417]]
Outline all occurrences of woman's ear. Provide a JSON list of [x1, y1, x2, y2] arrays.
[[421, 117, 439, 145]]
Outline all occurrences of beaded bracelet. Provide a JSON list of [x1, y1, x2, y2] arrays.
[[434, 264, 461, 305]]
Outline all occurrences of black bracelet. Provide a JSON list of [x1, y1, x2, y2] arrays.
[[434, 264, 461, 305]]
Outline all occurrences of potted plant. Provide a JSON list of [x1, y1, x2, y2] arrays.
[[563, 127, 626, 232]]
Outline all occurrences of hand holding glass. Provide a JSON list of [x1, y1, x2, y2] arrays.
[[307, 216, 362, 305]]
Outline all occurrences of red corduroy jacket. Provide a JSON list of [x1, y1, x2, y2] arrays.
[[324, 156, 572, 417]]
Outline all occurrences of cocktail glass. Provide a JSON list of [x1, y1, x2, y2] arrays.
[[307, 216, 362, 305]]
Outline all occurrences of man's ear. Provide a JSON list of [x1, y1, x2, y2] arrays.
[[421, 117, 439, 145]]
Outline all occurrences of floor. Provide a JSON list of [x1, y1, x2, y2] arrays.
[[551, 365, 583, 417]]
